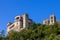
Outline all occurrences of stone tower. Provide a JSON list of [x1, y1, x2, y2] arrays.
[[43, 14, 56, 25], [50, 14, 56, 25], [14, 15, 23, 31], [7, 14, 32, 35], [23, 14, 28, 29], [14, 14, 29, 31]]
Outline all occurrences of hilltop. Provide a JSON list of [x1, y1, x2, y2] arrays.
[[0, 22, 60, 40]]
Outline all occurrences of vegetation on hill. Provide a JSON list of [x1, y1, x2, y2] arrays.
[[0, 22, 60, 40]]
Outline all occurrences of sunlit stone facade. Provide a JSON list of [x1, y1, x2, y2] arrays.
[[7, 14, 32, 34], [43, 14, 56, 25]]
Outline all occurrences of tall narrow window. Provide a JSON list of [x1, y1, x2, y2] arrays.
[[51, 17, 53, 19]]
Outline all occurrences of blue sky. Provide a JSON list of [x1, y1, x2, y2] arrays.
[[0, 0, 60, 34]]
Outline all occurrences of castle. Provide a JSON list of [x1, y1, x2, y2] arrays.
[[7, 14, 32, 34], [7, 14, 56, 35], [43, 14, 56, 25]]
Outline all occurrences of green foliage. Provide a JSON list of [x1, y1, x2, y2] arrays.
[[0, 35, 5, 40], [1, 23, 60, 40]]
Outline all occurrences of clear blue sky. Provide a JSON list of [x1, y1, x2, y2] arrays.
[[0, 0, 60, 34]]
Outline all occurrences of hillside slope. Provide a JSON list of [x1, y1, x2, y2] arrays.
[[5, 23, 60, 40]]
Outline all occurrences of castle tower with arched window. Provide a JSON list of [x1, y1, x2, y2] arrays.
[[7, 14, 32, 35], [43, 14, 56, 25], [50, 14, 56, 25]]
